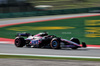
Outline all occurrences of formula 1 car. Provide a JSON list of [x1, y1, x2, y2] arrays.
[[15, 32, 87, 49]]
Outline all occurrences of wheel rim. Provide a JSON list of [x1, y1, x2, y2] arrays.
[[15, 39, 20, 46], [52, 41, 58, 47]]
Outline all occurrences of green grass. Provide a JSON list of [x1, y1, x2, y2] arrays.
[[0, 16, 100, 45], [0, 55, 100, 61], [27, 0, 100, 10]]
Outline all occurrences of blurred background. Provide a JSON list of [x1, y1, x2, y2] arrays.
[[0, 1, 100, 64], [0, 0, 100, 13]]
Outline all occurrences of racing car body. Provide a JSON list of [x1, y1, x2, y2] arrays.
[[15, 32, 87, 49]]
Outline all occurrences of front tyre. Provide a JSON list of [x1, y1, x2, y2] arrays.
[[70, 37, 80, 50], [70, 37, 80, 44], [50, 38, 61, 49], [15, 38, 25, 47]]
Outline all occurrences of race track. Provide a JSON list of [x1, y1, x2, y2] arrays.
[[0, 13, 100, 26], [0, 13, 100, 57], [0, 43, 100, 57]]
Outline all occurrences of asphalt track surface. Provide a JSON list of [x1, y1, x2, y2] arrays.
[[0, 13, 100, 57], [0, 43, 100, 57]]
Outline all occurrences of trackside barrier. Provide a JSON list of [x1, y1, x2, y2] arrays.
[[0, 7, 100, 18]]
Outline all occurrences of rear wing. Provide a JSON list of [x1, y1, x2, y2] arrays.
[[16, 33, 31, 37]]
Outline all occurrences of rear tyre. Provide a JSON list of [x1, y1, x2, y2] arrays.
[[50, 38, 61, 49], [15, 38, 25, 47], [70, 38, 80, 50]]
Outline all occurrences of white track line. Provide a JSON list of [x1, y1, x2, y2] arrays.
[[0, 53, 100, 59], [0, 41, 11, 44]]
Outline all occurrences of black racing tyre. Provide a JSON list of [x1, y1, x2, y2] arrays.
[[50, 38, 61, 49], [70, 38, 80, 50], [15, 38, 25, 47], [70, 38, 80, 45]]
